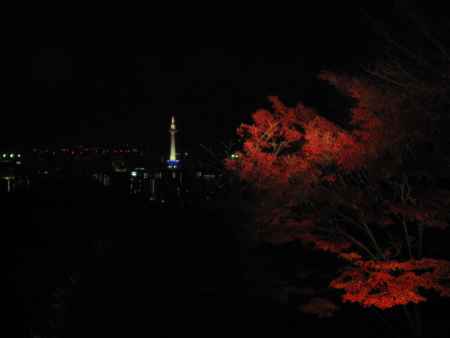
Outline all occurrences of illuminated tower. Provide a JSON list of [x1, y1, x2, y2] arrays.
[[167, 116, 179, 169]]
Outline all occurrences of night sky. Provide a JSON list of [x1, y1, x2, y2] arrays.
[[26, 2, 447, 156]]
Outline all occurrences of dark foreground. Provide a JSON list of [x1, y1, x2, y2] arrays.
[[8, 176, 450, 337]]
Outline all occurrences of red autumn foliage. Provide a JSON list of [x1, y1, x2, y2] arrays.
[[330, 259, 450, 309], [226, 73, 402, 193], [227, 71, 450, 310]]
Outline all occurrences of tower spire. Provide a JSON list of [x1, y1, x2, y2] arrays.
[[169, 116, 177, 161]]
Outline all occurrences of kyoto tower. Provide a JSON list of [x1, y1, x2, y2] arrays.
[[167, 116, 179, 169]]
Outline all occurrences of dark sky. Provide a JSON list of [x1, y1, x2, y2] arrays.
[[25, 2, 448, 156]]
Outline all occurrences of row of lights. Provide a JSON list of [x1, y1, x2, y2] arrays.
[[59, 149, 141, 156], [2, 153, 21, 159]]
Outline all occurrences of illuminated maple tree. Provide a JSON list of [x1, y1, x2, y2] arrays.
[[226, 71, 450, 317]]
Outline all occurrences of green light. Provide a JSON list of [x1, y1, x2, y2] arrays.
[[2, 154, 5, 158], [10, 153, 14, 158]]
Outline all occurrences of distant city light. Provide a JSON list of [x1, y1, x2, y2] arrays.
[[131, 171, 137, 177], [10, 153, 14, 158]]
